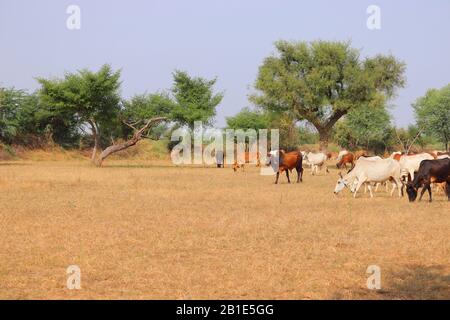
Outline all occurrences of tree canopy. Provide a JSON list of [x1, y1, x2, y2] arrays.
[[226, 107, 269, 131], [334, 101, 393, 153], [413, 84, 450, 151], [37, 64, 122, 161], [252, 40, 406, 148], [170, 70, 223, 129]]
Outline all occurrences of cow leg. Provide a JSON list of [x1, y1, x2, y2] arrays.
[[274, 172, 280, 184], [285, 170, 291, 183], [353, 179, 365, 198], [367, 184, 374, 198], [296, 167, 302, 183], [426, 184, 432, 202], [418, 186, 428, 201], [390, 180, 399, 197]]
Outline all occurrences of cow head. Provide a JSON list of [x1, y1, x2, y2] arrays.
[[334, 172, 349, 194], [406, 182, 418, 202], [266, 150, 277, 166]]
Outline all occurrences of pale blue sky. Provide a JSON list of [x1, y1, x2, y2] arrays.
[[1, 0, 449, 127]]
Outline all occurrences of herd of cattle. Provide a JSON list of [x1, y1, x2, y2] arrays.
[[225, 149, 450, 202]]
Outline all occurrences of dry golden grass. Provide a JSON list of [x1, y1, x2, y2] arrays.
[[0, 159, 449, 299]]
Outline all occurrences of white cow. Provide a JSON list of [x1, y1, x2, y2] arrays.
[[356, 156, 382, 162], [334, 158, 402, 198], [398, 153, 434, 181], [303, 152, 328, 175], [354, 156, 390, 192]]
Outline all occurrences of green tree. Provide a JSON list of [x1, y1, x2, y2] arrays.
[[226, 107, 269, 131], [334, 101, 393, 153], [252, 40, 406, 148], [122, 92, 175, 140], [37, 64, 122, 162], [0, 87, 24, 143], [413, 84, 450, 151], [0, 87, 78, 147], [170, 70, 223, 129]]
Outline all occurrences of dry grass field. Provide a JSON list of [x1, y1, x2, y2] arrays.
[[0, 158, 449, 299]]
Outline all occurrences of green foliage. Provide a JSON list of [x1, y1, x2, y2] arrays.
[[37, 64, 122, 149], [297, 125, 318, 145], [413, 84, 450, 151], [170, 70, 223, 129], [122, 92, 175, 140], [252, 40, 406, 146], [0, 87, 79, 146], [333, 103, 393, 153], [0, 87, 23, 143], [226, 107, 269, 131]]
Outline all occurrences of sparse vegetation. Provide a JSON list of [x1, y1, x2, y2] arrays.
[[0, 160, 449, 299]]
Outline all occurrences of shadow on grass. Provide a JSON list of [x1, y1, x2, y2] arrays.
[[0, 162, 30, 167], [344, 264, 450, 299], [386, 264, 450, 299]]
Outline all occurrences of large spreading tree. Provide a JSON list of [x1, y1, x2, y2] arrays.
[[413, 84, 450, 151], [252, 40, 406, 148], [37, 64, 122, 162]]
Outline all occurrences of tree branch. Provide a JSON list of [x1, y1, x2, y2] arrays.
[[96, 116, 167, 166]]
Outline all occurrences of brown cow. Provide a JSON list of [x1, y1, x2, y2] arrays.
[[267, 150, 303, 184], [327, 152, 338, 160], [336, 153, 355, 169]]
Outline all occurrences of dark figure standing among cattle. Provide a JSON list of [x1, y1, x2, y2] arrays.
[[216, 150, 224, 168], [406, 158, 450, 202], [267, 150, 303, 184]]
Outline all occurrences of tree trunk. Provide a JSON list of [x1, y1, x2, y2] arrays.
[[318, 129, 329, 151], [96, 117, 166, 167], [90, 121, 100, 164], [309, 109, 345, 152], [97, 136, 140, 166]]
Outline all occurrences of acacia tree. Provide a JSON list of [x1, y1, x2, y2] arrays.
[[171, 70, 223, 129], [37, 64, 122, 162], [413, 84, 450, 151], [252, 40, 406, 149], [95, 93, 174, 166], [98, 71, 223, 166]]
